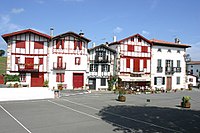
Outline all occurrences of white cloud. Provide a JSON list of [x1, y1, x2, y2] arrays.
[[11, 8, 24, 14], [0, 14, 21, 33], [141, 30, 150, 36], [187, 41, 200, 61], [113, 27, 123, 34]]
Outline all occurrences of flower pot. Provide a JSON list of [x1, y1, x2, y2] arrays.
[[181, 101, 191, 108], [118, 95, 126, 102]]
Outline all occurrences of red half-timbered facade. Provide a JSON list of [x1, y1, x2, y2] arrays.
[[48, 32, 90, 89], [2, 29, 51, 87], [109, 34, 152, 88]]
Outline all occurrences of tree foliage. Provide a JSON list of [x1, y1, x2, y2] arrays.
[[4, 74, 20, 84], [0, 50, 5, 56]]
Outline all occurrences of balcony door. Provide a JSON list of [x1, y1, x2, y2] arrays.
[[166, 77, 172, 90], [25, 58, 34, 69], [57, 56, 63, 68]]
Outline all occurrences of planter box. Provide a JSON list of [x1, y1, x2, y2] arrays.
[[118, 96, 126, 102], [181, 102, 191, 108]]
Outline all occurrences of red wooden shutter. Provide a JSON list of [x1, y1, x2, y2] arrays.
[[15, 57, 19, 64], [56, 40, 60, 49], [74, 41, 77, 50], [34, 42, 44, 49], [142, 46, 148, 52], [134, 58, 140, 72], [39, 58, 43, 64], [61, 73, 64, 82], [79, 41, 82, 50], [61, 40, 64, 49], [16, 41, 25, 48], [56, 73, 59, 82], [126, 58, 130, 68], [143, 59, 147, 68]]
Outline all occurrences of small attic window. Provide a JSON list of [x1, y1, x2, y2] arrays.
[[158, 48, 162, 52], [167, 49, 171, 53], [138, 38, 142, 42]]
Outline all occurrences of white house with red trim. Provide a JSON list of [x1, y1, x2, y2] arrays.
[[48, 31, 90, 90], [150, 39, 191, 90], [109, 34, 152, 89], [2, 29, 51, 87]]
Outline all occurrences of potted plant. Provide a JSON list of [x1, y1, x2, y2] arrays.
[[57, 84, 63, 91], [181, 96, 191, 108], [118, 87, 126, 102]]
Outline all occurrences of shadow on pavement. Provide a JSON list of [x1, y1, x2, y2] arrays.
[[98, 105, 200, 133]]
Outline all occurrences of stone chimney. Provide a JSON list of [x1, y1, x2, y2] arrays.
[[50, 27, 54, 37], [175, 38, 181, 44], [79, 30, 84, 37]]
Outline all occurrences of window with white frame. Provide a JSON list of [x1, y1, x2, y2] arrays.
[[177, 77, 180, 84], [101, 78, 106, 86]]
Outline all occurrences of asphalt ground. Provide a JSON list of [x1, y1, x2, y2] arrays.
[[0, 89, 200, 133]]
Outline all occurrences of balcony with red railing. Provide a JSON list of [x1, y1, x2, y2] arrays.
[[53, 62, 66, 70], [18, 63, 40, 72]]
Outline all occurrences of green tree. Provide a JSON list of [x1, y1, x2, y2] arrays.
[[0, 50, 5, 56]]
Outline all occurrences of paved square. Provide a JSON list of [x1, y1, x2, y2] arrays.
[[0, 89, 200, 133]]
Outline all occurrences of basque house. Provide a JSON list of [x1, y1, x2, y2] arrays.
[[109, 34, 152, 90], [48, 31, 90, 90], [2, 29, 51, 87], [150, 38, 191, 90], [88, 44, 116, 91]]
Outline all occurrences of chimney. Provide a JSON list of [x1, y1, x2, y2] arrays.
[[175, 38, 181, 44], [92, 42, 96, 48], [50, 27, 54, 37], [113, 36, 117, 42], [79, 30, 84, 37]]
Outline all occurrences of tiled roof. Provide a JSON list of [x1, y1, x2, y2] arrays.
[[187, 61, 200, 65], [2, 29, 51, 42], [150, 39, 191, 48]]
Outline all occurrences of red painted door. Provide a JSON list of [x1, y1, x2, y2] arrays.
[[73, 73, 84, 89], [134, 58, 140, 72], [31, 73, 44, 87], [166, 77, 172, 91], [25, 58, 34, 69]]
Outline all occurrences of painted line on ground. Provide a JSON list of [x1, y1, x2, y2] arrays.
[[0, 105, 32, 133], [62, 98, 182, 133], [48, 100, 135, 132]]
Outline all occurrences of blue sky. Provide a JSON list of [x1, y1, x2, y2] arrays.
[[0, 0, 200, 60]]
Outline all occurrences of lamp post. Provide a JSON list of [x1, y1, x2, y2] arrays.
[[183, 54, 191, 89]]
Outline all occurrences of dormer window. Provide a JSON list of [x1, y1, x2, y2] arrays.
[[167, 49, 171, 53], [74, 40, 82, 50], [138, 37, 142, 42], [158, 48, 162, 52]]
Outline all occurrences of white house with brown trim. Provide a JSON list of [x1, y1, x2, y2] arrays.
[[48, 31, 91, 90], [150, 39, 191, 90], [2, 29, 51, 87]]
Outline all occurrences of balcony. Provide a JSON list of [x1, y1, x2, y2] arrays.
[[165, 67, 174, 75], [157, 67, 163, 73], [18, 64, 40, 72], [95, 56, 109, 63], [53, 62, 66, 70]]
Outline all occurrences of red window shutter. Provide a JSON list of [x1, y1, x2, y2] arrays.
[[39, 58, 43, 64], [61, 40, 64, 49], [15, 57, 19, 64], [56, 73, 59, 82], [128, 45, 134, 52], [126, 58, 130, 68], [34, 42, 44, 49], [56, 40, 60, 49], [16, 41, 25, 48], [61, 73, 64, 82], [143, 59, 147, 68], [142, 46, 148, 52], [79, 41, 82, 50], [74, 41, 77, 50], [134, 58, 140, 72]]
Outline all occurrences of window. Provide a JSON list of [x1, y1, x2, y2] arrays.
[[39, 58, 43, 64], [141, 46, 148, 52], [177, 60, 180, 67], [158, 48, 161, 52], [138, 37, 142, 42], [157, 59, 162, 67], [154, 77, 165, 85], [74, 40, 82, 50], [127, 45, 134, 52], [101, 64, 110, 72], [16, 41, 25, 48], [56, 73, 64, 82], [196, 69, 199, 72], [167, 49, 171, 52], [131, 38, 134, 42], [20, 73, 26, 82], [34, 42, 44, 49], [75, 57, 81, 65], [90, 64, 98, 72], [177, 50, 180, 53], [177, 77, 180, 84], [15, 57, 20, 64], [189, 78, 193, 82], [101, 78, 106, 86], [56, 40, 64, 49]]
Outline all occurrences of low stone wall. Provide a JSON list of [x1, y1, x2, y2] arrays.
[[0, 87, 54, 101]]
